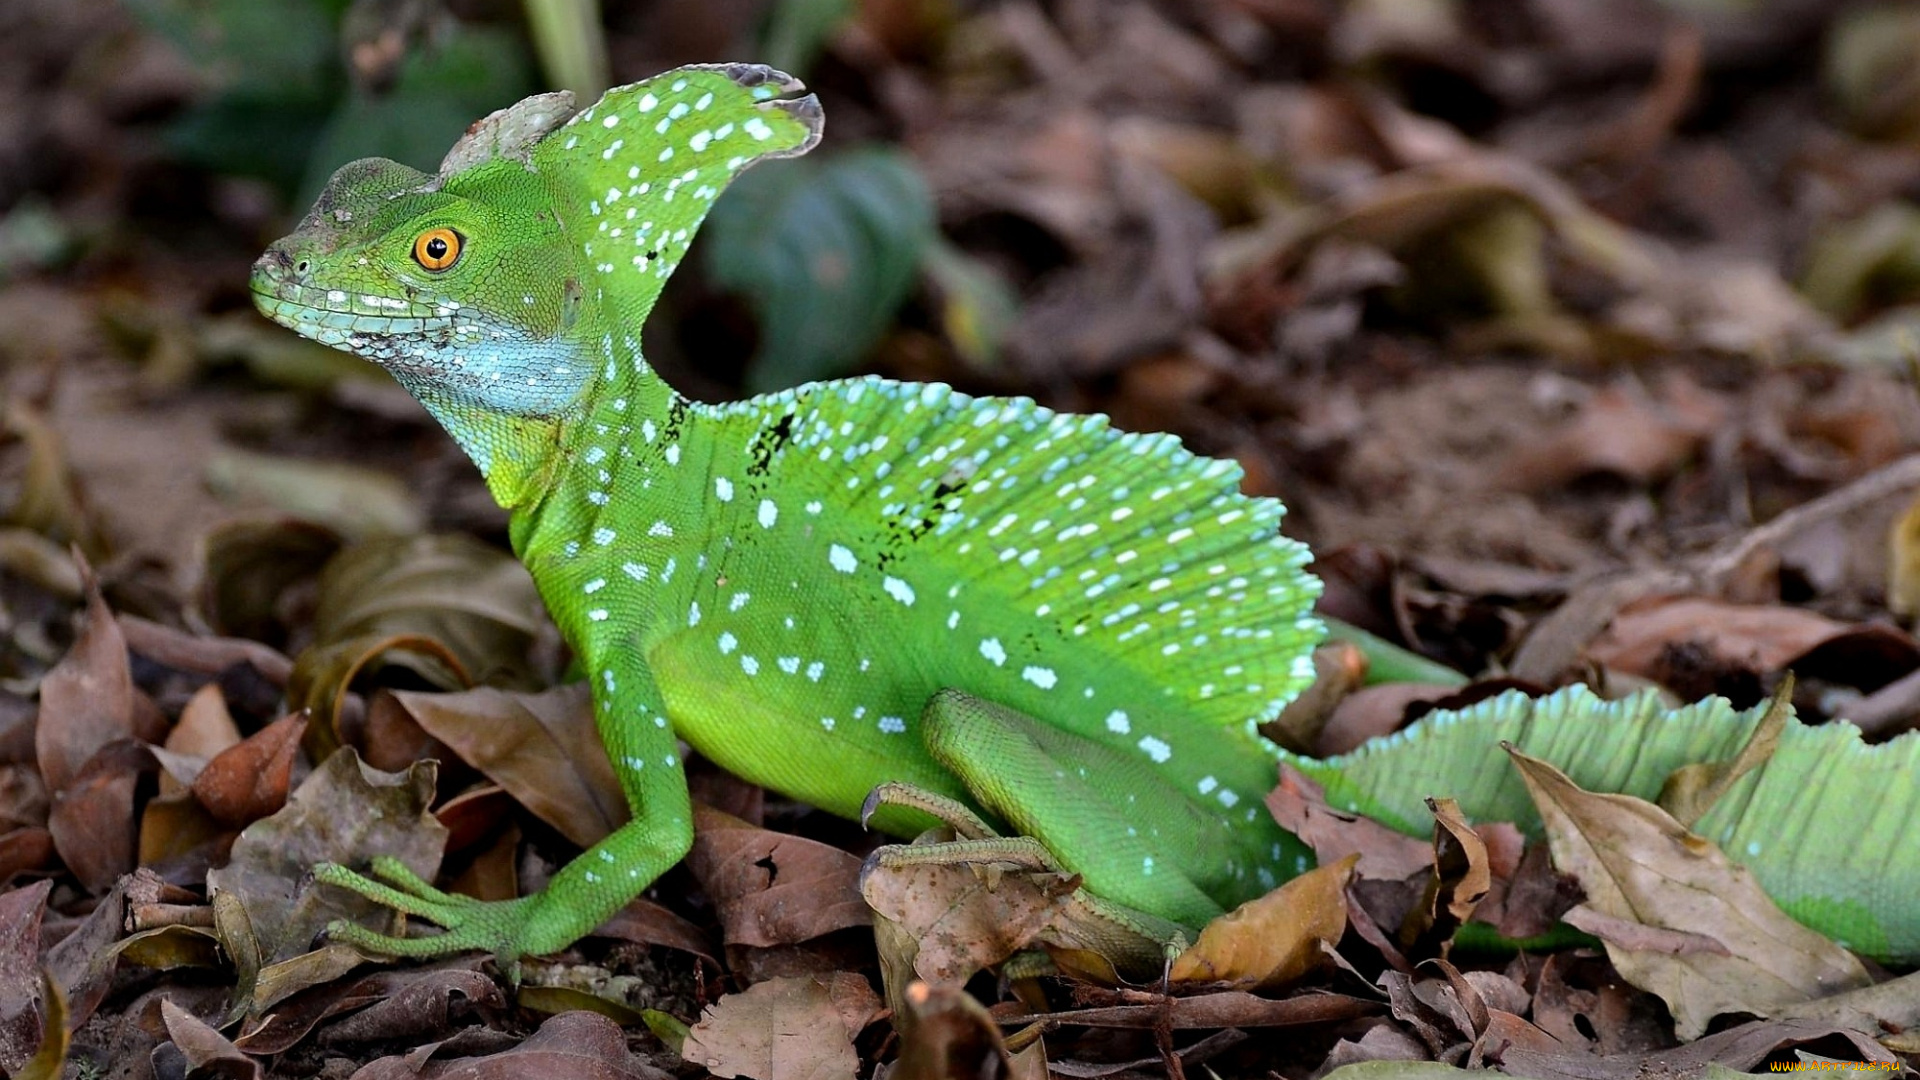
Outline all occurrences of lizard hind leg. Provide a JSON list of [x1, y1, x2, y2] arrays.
[[914, 689, 1228, 930]]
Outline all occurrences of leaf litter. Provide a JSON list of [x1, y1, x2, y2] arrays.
[[10, 0, 1920, 1074]]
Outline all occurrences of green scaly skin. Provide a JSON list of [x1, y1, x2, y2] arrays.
[[252, 64, 1324, 963]]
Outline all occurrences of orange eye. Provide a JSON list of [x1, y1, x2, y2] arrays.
[[412, 228, 463, 271]]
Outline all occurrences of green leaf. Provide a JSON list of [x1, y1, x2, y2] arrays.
[[704, 147, 937, 392]]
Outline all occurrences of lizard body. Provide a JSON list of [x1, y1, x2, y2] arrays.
[[253, 64, 1322, 959]]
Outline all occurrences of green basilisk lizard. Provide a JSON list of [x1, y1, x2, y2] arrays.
[[253, 64, 1323, 962], [253, 64, 1920, 969]]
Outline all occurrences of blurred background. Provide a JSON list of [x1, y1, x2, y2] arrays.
[[10, 0, 1920, 705]]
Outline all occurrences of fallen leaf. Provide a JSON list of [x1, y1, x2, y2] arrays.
[[290, 533, 547, 757], [204, 448, 425, 539], [48, 740, 151, 893], [388, 684, 622, 849], [1508, 746, 1871, 1039], [1268, 766, 1432, 881], [191, 713, 306, 828], [0, 882, 52, 1073], [11, 971, 66, 1080], [165, 684, 244, 768], [251, 967, 502, 1051], [34, 577, 131, 795], [1496, 381, 1717, 491], [1656, 676, 1790, 829], [686, 805, 870, 948], [682, 973, 885, 1080], [206, 748, 445, 991], [860, 846, 1089, 985], [892, 980, 1044, 1080], [159, 997, 258, 1079], [1588, 595, 1849, 683], [1169, 854, 1355, 989], [1888, 489, 1920, 618], [344, 1009, 661, 1079]]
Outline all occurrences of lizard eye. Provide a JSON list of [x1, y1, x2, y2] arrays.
[[412, 228, 463, 271]]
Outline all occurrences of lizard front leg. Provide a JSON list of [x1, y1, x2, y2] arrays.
[[319, 660, 689, 970]]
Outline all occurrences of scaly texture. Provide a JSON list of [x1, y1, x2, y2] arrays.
[[252, 64, 1323, 959], [1286, 685, 1920, 963]]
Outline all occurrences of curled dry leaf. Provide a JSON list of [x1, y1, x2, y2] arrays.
[[682, 973, 885, 1080], [290, 533, 547, 758], [1169, 853, 1355, 990], [1507, 747, 1870, 1040], [159, 997, 257, 1079], [892, 980, 1046, 1080], [191, 713, 306, 828], [1655, 677, 1790, 830]]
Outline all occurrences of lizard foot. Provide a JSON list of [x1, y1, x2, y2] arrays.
[[860, 782, 1191, 979], [314, 857, 547, 963]]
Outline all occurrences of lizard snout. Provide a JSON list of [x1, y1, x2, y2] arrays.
[[250, 247, 310, 293]]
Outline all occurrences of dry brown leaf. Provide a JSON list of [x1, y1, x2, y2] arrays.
[[1269, 765, 1433, 880], [1656, 676, 1790, 829], [0, 882, 52, 1073], [686, 805, 870, 949], [860, 847, 1089, 985], [1497, 383, 1718, 491], [1316, 683, 1459, 758], [1588, 596, 1848, 681], [159, 997, 258, 1079], [892, 980, 1035, 1080], [389, 683, 623, 850], [1508, 746, 1871, 1040], [682, 973, 885, 1080], [1169, 853, 1356, 990], [191, 713, 306, 828], [34, 578, 132, 796], [347, 1009, 661, 1078], [206, 749, 445, 986]]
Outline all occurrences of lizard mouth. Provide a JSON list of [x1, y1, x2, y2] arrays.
[[250, 255, 461, 360]]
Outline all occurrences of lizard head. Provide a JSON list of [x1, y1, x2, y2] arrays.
[[253, 65, 822, 422], [251, 153, 587, 413], [252, 155, 586, 416]]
